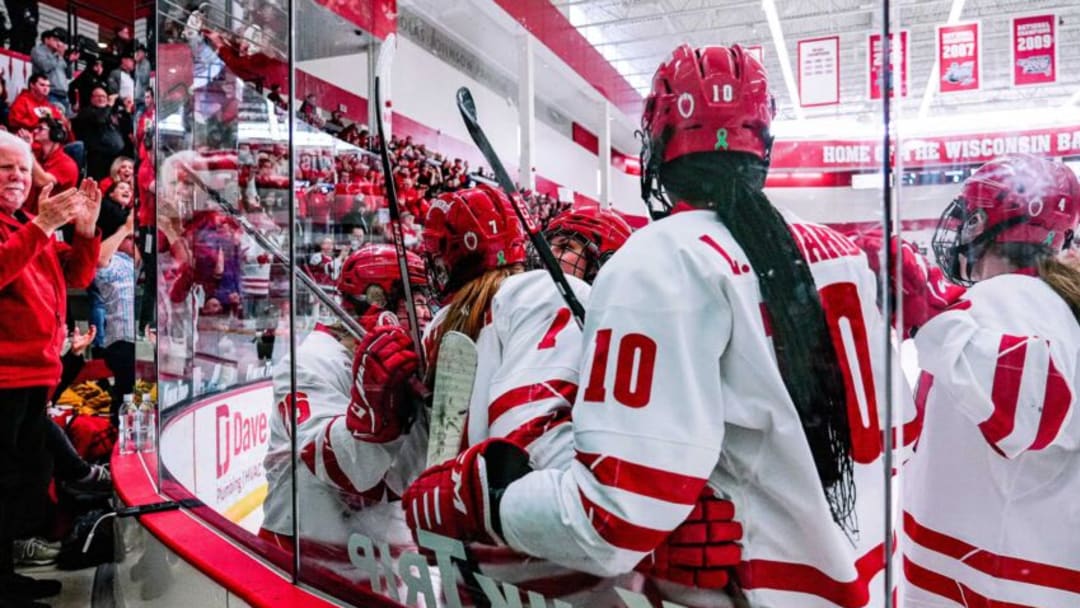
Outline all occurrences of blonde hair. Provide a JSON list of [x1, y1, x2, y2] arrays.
[[110, 156, 134, 180], [1040, 250, 1080, 322], [428, 265, 520, 379]]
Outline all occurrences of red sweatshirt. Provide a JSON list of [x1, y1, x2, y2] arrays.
[[0, 211, 100, 389]]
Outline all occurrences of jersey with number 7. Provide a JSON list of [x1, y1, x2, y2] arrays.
[[498, 208, 915, 608]]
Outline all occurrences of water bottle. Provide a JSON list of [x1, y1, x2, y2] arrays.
[[139, 392, 156, 452], [118, 395, 137, 454]]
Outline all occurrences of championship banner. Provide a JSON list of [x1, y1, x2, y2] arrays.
[[868, 30, 908, 100], [937, 21, 980, 93], [1012, 14, 1056, 87], [769, 125, 1080, 171], [744, 45, 764, 65], [798, 36, 840, 107]]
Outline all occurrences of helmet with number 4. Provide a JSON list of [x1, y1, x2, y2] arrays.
[[423, 184, 527, 296], [545, 206, 633, 283], [640, 44, 775, 216], [932, 154, 1080, 285]]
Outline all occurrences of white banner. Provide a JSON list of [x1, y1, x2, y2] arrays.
[[798, 36, 840, 107]]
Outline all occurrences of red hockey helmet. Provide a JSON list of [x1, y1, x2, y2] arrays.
[[422, 184, 527, 295], [640, 44, 775, 215], [545, 206, 633, 283], [338, 243, 427, 307], [932, 154, 1080, 285]]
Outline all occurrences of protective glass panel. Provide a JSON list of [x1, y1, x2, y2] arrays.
[[895, 2, 1080, 607], [153, 0, 294, 575]]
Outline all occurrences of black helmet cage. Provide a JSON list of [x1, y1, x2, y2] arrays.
[[932, 195, 1044, 287]]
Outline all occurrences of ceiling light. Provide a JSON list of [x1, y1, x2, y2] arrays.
[[761, 0, 805, 121]]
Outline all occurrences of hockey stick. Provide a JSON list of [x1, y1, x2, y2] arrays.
[[455, 87, 586, 327], [426, 331, 477, 467], [373, 35, 427, 376]]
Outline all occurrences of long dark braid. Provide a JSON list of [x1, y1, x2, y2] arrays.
[[661, 152, 858, 537]]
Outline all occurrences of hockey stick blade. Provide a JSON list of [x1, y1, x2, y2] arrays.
[[426, 331, 478, 467], [455, 87, 586, 327]]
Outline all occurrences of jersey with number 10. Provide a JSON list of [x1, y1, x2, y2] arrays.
[[500, 208, 909, 608]]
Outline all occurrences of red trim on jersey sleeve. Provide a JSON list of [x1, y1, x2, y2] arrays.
[[578, 489, 669, 553], [503, 407, 571, 448], [1030, 356, 1072, 451], [903, 557, 1037, 608], [301, 416, 362, 495], [904, 511, 1080, 594], [576, 451, 704, 506], [488, 380, 578, 427], [736, 542, 885, 608], [981, 335, 1028, 447]]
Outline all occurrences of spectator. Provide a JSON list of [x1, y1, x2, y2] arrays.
[[324, 106, 346, 136], [298, 94, 322, 128], [6, 0, 37, 54], [68, 58, 108, 114], [30, 28, 72, 115], [73, 87, 124, 180], [108, 25, 134, 67], [96, 181, 134, 240], [99, 156, 134, 193], [8, 73, 66, 133], [95, 215, 137, 425], [133, 45, 151, 111], [0, 74, 10, 128], [27, 118, 78, 212], [0, 131, 101, 606], [107, 54, 135, 103], [183, 3, 209, 57]]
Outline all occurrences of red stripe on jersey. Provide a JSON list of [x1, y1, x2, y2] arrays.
[[980, 335, 1028, 447], [503, 407, 571, 448], [904, 511, 1080, 594], [737, 542, 885, 608], [759, 302, 773, 337], [313, 417, 362, 495], [903, 556, 1037, 608], [488, 380, 578, 427], [578, 489, 669, 553], [1030, 356, 1072, 451], [576, 452, 704, 506]]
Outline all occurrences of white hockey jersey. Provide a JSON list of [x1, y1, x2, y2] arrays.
[[261, 326, 429, 553], [423, 270, 633, 604], [500, 208, 910, 608], [904, 274, 1080, 608]]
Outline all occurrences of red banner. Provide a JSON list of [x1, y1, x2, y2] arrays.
[[798, 36, 840, 107], [868, 31, 908, 100], [937, 22, 980, 93], [770, 125, 1080, 171], [1012, 14, 1057, 87]]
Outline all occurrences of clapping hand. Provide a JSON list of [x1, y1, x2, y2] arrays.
[[31, 183, 81, 235], [73, 178, 102, 238]]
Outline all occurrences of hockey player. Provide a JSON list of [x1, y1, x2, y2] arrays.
[[403, 44, 904, 607], [903, 154, 1080, 608], [545, 206, 633, 284], [259, 244, 431, 586]]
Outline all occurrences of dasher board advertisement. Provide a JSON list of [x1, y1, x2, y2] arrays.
[[798, 36, 840, 107], [1012, 14, 1057, 87], [868, 30, 909, 100], [937, 21, 981, 93]]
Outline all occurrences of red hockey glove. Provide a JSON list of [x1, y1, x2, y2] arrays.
[[347, 325, 420, 443], [855, 229, 936, 339], [635, 487, 742, 589], [924, 265, 967, 319], [403, 438, 532, 547]]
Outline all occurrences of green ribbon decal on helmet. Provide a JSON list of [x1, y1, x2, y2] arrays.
[[497, 250, 506, 266], [715, 128, 729, 150]]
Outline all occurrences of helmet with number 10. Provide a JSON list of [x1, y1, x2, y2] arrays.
[[640, 44, 775, 217], [932, 154, 1080, 286]]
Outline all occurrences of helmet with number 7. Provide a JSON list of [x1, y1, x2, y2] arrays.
[[640, 44, 775, 217], [545, 207, 633, 283], [932, 154, 1080, 286], [423, 184, 527, 296]]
